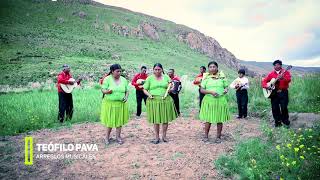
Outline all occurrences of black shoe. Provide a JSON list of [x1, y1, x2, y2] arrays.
[[202, 137, 209, 143], [116, 138, 124, 145], [150, 139, 160, 144], [214, 138, 222, 144], [105, 138, 111, 145], [236, 116, 242, 119], [162, 138, 168, 143]]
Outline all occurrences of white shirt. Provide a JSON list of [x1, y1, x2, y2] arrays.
[[229, 77, 249, 90]]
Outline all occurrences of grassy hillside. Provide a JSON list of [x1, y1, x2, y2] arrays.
[[0, 0, 235, 87]]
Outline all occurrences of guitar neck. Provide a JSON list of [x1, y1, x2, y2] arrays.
[[277, 66, 292, 79], [163, 83, 172, 98], [270, 66, 292, 85], [275, 70, 287, 81], [236, 83, 247, 90]]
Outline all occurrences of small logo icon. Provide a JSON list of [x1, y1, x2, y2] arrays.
[[25, 136, 33, 165]]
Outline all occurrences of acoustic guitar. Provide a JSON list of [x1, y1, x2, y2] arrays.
[[262, 65, 292, 98], [235, 83, 248, 91], [136, 79, 145, 89], [60, 77, 83, 93], [170, 80, 182, 94]]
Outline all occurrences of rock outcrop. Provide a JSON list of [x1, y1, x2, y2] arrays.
[[140, 22, 160, 41], [72, 11, 87, 19], [111, 22, 159, 40], [178, 31, 240, 70]]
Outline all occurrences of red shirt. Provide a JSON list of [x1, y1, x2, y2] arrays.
[[99, 74, 109, 85], [193, 74, 203, 85], [170, 75, 180, 81], [262, 69, 291, 90], [131, 73, 148, 90], [57, 71, 72, 93]]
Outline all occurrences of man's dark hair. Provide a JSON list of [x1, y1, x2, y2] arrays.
[[141, 66, 147, 70], [169, 69, 174, 72], [200, 66, 206, 70], [273, 60, 282, 66], [238, 69, 245, 75]]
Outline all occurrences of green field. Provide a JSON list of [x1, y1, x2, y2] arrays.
[[0, 75, 319, 136]]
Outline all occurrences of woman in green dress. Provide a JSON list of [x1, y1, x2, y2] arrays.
[[101, 64, 129, 145], [199, 61, 230, 143], [143, 63, 178, 144]]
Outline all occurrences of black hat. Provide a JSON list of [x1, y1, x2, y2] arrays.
[[273, 60, 282, 66], [62, 64, 70, 69], [238, 69, 245, 75]]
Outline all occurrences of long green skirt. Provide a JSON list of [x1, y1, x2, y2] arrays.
[[199, 95, 230, 123], [100, 99, 129, 128], [146, 96, 178, 124]]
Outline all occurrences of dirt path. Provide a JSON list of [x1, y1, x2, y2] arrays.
[[1, 113, 262, 179]]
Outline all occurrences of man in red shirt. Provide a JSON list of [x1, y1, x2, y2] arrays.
[[99, 74, 109, 85], [57, 64, 77, 123], [262, 60, 291, 127], [193, 66, 206, 108], [131, 66, 148, 117], [168, 69, 182, 116]]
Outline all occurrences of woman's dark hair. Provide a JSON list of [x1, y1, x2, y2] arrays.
[[238, 69, 246, 75], [141, 66, 147, 70], [108, 64, 122, 75], [208, 61, 218, 68], [153, 63, 164, 74], [200, 66, 206, 70], [273, 60, 282, 66]]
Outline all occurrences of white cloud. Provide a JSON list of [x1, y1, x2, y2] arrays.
[[290, 56, 320, 67], [94, 0, 320, 67]]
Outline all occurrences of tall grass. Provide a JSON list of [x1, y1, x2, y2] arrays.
[[0, 87, 101, 136], [1, 75, 319, 136], [288, 75, 320, 112], [215, 120, 320, 180], [0, 79, 198, 136]]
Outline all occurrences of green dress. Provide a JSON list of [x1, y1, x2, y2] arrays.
[[199, 75, 230, 123], [143, 74, 177, 124], [100, 75, 129, 128]]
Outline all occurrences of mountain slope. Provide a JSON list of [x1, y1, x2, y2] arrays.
[[0, 0, 241, 86]]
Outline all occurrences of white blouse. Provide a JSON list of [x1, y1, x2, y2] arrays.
[[229, 77, 249, 90]]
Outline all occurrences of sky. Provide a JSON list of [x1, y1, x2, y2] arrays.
[[95, 0, 320, 67]]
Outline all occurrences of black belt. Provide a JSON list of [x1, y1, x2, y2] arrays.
[[236, 89, 247, 92], [275, 89, 288, 93]]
